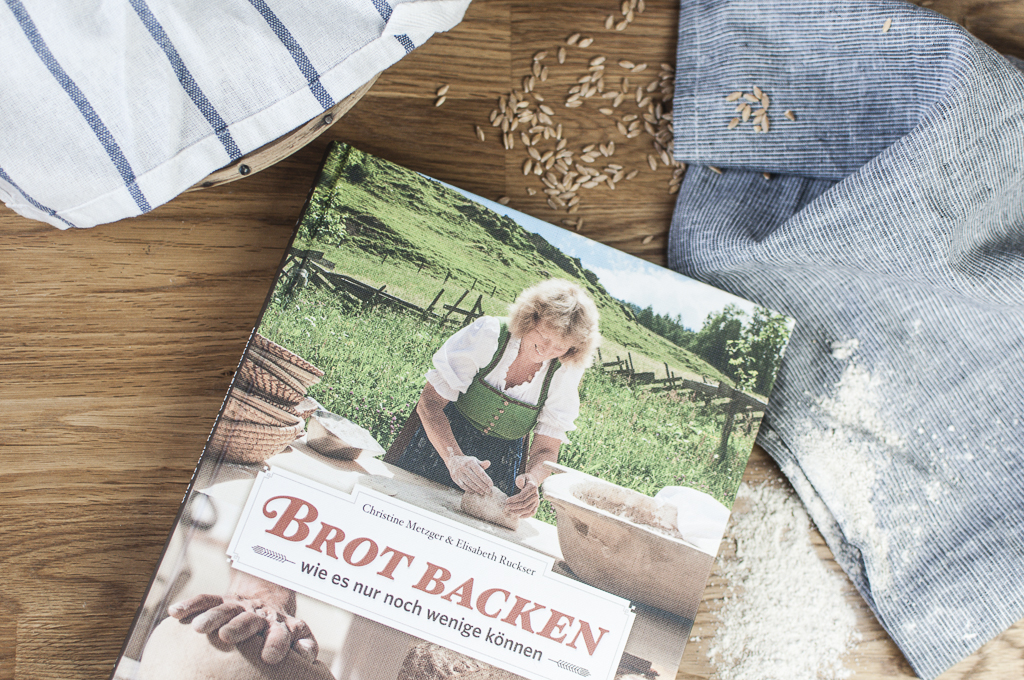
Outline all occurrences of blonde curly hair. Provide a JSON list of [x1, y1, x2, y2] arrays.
[[508, 278, 601, 368]]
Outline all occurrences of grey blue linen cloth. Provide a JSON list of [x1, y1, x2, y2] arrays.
[[0, 0, 470, 229], [669, 0, 1024, 677]]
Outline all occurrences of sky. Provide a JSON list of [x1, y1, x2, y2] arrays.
[[448, 187, 759, 331]]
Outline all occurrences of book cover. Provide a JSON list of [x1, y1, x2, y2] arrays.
[[110, 142, 793, 680]]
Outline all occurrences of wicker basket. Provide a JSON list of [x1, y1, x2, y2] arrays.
[[223, 389, 305, 428], [208, 417, 305, 465], [252, 333, 325, 379], [250, 345, 322, 389], [236, 353, 308, 406]]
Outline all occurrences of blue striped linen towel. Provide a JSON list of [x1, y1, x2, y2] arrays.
[[0, 0, 470, 229], [668, 1, 1024, 677]]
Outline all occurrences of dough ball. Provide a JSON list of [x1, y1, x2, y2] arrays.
[[138, 616, 334, 680], [460, 487, 519, 531]]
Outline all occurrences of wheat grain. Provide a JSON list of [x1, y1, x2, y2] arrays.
[[476, 125, 487, 141], [642, 234, 654, 244], [605, 14, 615, 29], [726, 91, 743, 102], [882, 17, 892, 33], [557, 47, 567, 64], [709, 166, 723, 174], [578, 37, 594, 47], [619, 59, 635, 69], [728, 117, 740, 130], [534, 50, 548, 61], [434, 96, 446, 107], [784, 109, 796, 121], [566, 32, 581, 45], [437, 84, 450, 96]]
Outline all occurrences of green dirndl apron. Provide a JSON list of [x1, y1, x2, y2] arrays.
[[394, 321, 560, 496]]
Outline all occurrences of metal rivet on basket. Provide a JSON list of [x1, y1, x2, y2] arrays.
[[202, 181, 214, 188], [239, 164, 251, 175], [323, 114, 334, 126]]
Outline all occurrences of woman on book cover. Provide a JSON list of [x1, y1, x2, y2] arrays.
[[391, 278, 600, 519]]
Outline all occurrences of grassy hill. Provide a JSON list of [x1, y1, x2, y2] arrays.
[[292, 143, 730, 385]]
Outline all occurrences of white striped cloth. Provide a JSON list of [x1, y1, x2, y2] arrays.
[[0, 0, 470, 229]]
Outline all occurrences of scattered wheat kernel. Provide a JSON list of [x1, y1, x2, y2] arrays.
[[762, 173, 771, 180], [762, 116, 771, 132], [882, 18, 892, 33], [752, 85, 763, 98], [648, 154, 658, 171], [547, 199, 559, 210], [498, 196, 511, 205], [434, 96, 446, 107], [615, 20, 628, 30], [526, 187, 537, 196], [437, 84, 450, 97], [532, 61, 542, 78], [660, 150, 672, 166], [604, 14, 615, 29], [529, 147, 542, 161], [616, 121, 629, 135], [632, 64, 647, 73], [626, 9, 634, 22], [608, 141, 616, 154], [619, 59, 636, 69], [591, 56, 607, 66], [556, 47, 567, 65], [743, 93, 759, 103], [581, 154, 596, 163], [566, 100, 583, 108], [613, 93, 625, 107], [761, 94, 770, 109], [574, 216, 582, 229], [642, 234, 654, 245], [741, 105, 751, 122], [668, 183, 680, 194], [534, 164, 544, 176], [734, 102, 746, 113], [621, 0, 630, 13], [753, 124, 762, 133], [784, 109, 796, 121], [520, 132, 530, 146], [476, 125, 486, 141], [567, 33, 581, 45], [626, 169, 640, 179], [638, 96, 652, 108], [728, 117, 740, 130], [541, 66, 549, 82], [638, 0, 646, 11], [534, 50, 548, 61], [578, 37, 594, 47], [556, 124, 563, 138]]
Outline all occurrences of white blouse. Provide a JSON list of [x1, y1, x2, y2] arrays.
[[425, 316, 585, 443]]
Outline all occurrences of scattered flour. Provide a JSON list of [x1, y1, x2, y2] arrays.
[[709, 483, 861, 680], [830, 338, 860, 360], [793, 341, 907, 592]]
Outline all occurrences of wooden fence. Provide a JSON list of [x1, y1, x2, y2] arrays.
[[596, 348, 767, 462], [282, 249, 485, 328]]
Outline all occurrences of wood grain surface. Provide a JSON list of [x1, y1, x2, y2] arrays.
[[2, 1, 1022, 678]]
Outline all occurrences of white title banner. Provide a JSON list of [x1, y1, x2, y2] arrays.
[[227, 468, 635, 680]]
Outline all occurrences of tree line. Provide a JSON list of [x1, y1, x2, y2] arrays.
[[622, 302, 791, 396]]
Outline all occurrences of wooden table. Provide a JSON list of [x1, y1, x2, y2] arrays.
[[2, 1, 1023, 678]]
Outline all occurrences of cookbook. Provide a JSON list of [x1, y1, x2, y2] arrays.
[[110, 142, 793, 680]]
